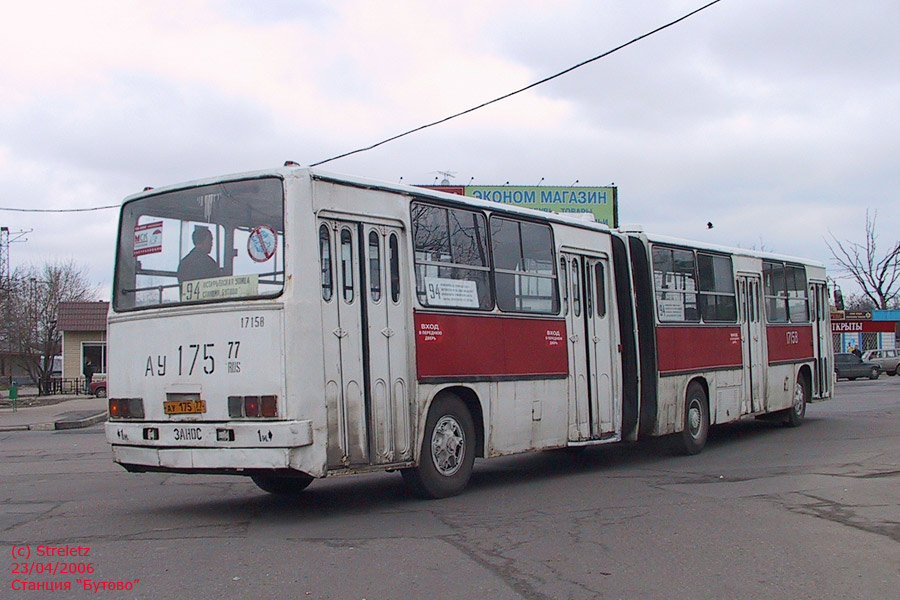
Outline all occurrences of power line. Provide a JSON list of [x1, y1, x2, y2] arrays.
[[0, 0, 723, 212], [0, 205, 119, 213], [311, 0, 724, 167]]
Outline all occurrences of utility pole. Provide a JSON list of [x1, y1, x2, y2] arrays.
[[0, 226, 30, 290], [1, 227, 8, 291], [1, 227, 30, 376]]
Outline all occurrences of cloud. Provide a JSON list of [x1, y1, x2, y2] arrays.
[[0, 0, 897, 299]]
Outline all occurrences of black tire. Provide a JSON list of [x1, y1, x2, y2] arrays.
[[250, 472, 313, 495], [894, 365, 900, 377], [94, 386, 106, 398], [847, 376, 857, 381], [402, 394, 476, 499], [785, 374, 808, 427], [869, 368, 880, 380], [673, 382, 709, 455]]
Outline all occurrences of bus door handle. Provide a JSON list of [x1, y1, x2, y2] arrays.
[[569, 334, 579, 342], [381, 327, 394, 338], [333, 327, 348, 338]]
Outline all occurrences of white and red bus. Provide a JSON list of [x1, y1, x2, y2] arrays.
[[106, 166, 832, 498]]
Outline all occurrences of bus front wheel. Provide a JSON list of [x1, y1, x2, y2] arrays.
[[250, 472, 313, 495], [402, 395, 476, 499], [784, 374, 808, 427], [674, 382, 709, 455]]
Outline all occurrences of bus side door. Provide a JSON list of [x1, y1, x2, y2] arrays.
[[562, 253, 616, 440], [319, 219, 411, 469], [738, 275, 764, 413]]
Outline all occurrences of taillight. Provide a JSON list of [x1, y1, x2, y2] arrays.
[[109, 398, 144, 419], [244, 396, 260, 417], [228, 395, 278, 418], [261, 395, 277, 417]]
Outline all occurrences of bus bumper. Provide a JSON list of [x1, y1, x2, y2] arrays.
[[106, 420, 314, 471]]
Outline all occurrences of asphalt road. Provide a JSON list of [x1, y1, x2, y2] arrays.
[[2, 379, 899, 599]]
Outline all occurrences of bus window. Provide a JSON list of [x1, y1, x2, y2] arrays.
[[389, 233, 401, 304], [763, 261, 808, 322], [320, 224, 333, 302], [490, 217, 558, 314], [595, 262, 606, 317], [559, 257, 568, 315], [786, 265, 809, 322], [114, 177, 284, 311], [340, 228, 354, 303], [697, 253, 736, 322], [572, 258, 581, 317], [763, 261, 787, 322], [411, 202, 492, 309], [369, 230, 382, 303], [652, 245, 699, 322]]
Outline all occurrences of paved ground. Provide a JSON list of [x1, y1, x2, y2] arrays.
[[1, 379, 898, 600], [0, 389, 107, 431]]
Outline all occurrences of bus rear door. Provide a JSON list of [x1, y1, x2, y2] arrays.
[[319, 218, 412, 469]]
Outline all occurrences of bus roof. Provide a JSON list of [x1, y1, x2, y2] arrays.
[[121, 164, 823, 269], [638, 231, 826, 268], [122, 164, 614, 233]]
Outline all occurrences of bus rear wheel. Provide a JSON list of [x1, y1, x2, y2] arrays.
[[674, 382, 709, 455], [250, 472, 313, 495], [402, 395, 475, 499], [784, 374, 808, 427]]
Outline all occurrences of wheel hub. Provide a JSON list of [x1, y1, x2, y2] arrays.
[[431, 416, 465, 476]]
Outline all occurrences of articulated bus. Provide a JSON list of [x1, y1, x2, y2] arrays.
[[106, 166, 832, 498]]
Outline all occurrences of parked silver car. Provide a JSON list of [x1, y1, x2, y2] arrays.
[[861, 348, 900, 376]]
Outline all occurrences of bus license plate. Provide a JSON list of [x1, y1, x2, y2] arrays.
[[163, 400, 207, 415]]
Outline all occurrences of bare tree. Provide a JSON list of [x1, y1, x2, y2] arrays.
[[825, 210, 900, 310], [6, 259, 99, 393]]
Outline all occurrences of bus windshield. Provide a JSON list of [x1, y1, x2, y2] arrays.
[[113, 177, 285, 311]]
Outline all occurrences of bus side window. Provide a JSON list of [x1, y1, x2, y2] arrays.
[[559, 257, 568, 315], [389, 233, 401, 304], [369, 230, 382, 303], [320, 224, 333, 302], [572, 258, 581, 317], [340, 228, 354, 303], [595, 262, 606, 317]]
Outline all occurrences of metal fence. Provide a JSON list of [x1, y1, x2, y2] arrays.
[[3, 376, 92, 395], [45, 378, 91, 395]]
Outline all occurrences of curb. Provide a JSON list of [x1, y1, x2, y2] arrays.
[[54, 411, 108, 431], [0, 411, 108, 433]]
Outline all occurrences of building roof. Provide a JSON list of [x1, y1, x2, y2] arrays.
[[57, 301, 109, 332]]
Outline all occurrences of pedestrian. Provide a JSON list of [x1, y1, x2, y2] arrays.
[[83, 359, 95, 394]]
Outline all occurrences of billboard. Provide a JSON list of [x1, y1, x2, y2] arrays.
[[418, 185, 618, 226]]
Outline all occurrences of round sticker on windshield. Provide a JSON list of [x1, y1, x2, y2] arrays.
[[248, 225, 277, 263]]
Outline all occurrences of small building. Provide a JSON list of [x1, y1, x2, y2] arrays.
[[57, 301, 109, 382], [831, 309, 899, 353]]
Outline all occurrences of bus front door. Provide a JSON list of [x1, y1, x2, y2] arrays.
[[810, 282, 832, 399], [738, 275, 765, 413], [320, 219, 412, 469], [563, 253, 616, 441]]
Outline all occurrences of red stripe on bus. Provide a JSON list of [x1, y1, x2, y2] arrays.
[[414, 312, 568, 379], [656, 326, 743, 374], [766, 324, 814, 364]]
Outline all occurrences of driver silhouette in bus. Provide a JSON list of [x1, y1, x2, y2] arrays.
[[177, 226, 221, 282]]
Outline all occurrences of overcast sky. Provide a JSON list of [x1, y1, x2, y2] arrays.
[[1, 0, 897, 299]]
